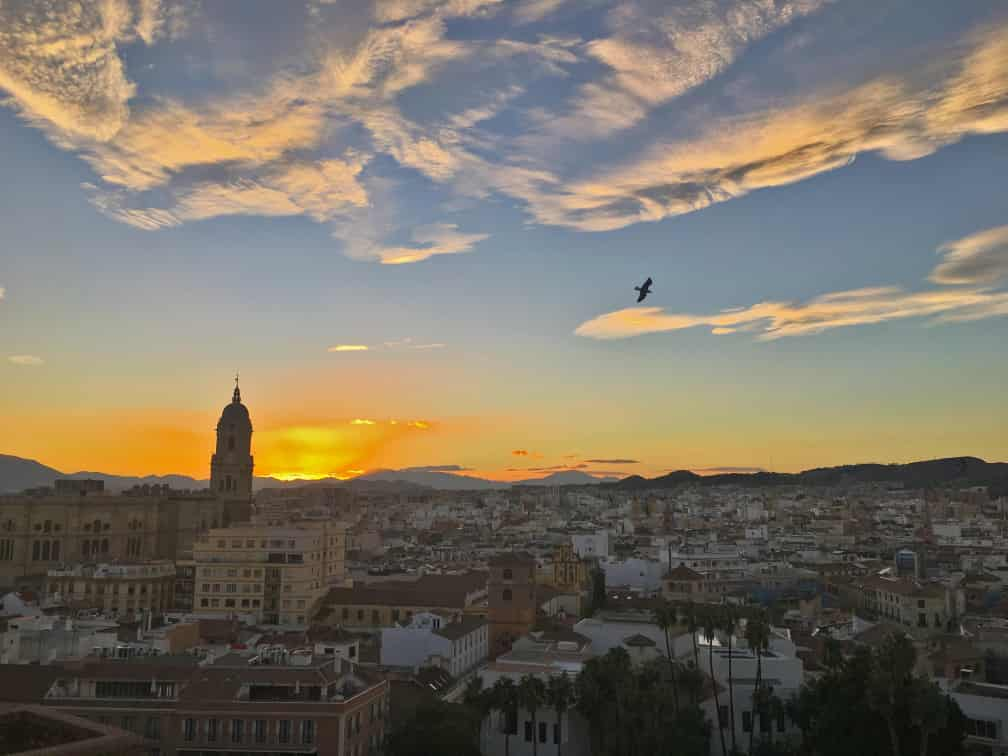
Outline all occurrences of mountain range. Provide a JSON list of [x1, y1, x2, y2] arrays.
[[611, 456, 1008, 494], [0, 455, 616, 493], [2, 454, 1006, 495]]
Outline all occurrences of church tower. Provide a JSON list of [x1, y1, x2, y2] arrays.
[[210, 377, 254, 500]]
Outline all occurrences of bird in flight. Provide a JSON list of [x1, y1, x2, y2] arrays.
[[634, 277, 653, 303]]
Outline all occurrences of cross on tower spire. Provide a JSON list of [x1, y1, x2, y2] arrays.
[[233, 370, 241, 403]]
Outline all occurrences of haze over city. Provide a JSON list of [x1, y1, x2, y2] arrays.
[[2, 0, 1007, 484]]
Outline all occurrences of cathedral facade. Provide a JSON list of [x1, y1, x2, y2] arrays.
[[0, 381, 254, 588]]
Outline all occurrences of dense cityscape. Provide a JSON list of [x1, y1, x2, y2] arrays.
[[1, 384, 1006, 755], [3, 0, 1008, 754]]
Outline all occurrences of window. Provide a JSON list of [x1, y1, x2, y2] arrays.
[[918, 613, 927, 628], [121, 716, 136, 732], [32, 541, 40, 561], [742, 712, 752, 733], [145, 717, 160, 739], [502, 589, 512, 601], [357, 609, 364, 621], [760, 712, 770, 734], [371, 609, 380, 624], [200, 598, 209, 607], [917, 599, 925, 608], [524, 721, 533, 742], [183, 718, 196, 741], [553, 723, 561, 744], [231, 719, 243, 743], [539, 722, 547, 743], [719, 705, 729, 727], [207, 718, 218, 742], [302, 719, 315, 744], [777, 710, 786, 733], [968, 719, 998, 740], [503, 568, 513, 579], [392, 609, 400, 622], [342, 607, 350, 620], [278, 719, 291, 744], [254, 719, 266, 743]]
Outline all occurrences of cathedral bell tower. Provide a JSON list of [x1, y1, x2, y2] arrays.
[[210, 376, 254, 500]]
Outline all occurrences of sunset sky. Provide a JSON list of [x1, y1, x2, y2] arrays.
[[2, 0, 1007, 482]]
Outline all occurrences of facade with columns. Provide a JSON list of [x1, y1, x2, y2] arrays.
[[0, 381, 254, 589]]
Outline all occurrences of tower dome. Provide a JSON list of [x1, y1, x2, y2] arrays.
[[210, 376, 254, 499]]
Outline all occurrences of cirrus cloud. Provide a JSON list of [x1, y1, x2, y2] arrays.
[[576, 224, 1008, 341], [8, 355, 44, 366]]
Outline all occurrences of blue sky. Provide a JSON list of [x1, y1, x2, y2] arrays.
[[1, 0, 1007, 479]]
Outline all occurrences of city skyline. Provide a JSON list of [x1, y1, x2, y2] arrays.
[[2, 0, 1008, 481]]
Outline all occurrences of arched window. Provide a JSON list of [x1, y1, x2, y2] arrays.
[[32, 541, 40, 561], [52, 541, 60, 561], [502, 589, 512, 601], [41, 541, 50, 560]]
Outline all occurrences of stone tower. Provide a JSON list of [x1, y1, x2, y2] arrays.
[[210, 377, 254, 500], [488, 552, 537, 658]]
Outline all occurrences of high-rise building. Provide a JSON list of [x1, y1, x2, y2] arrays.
[[209, 378, 254, 500]]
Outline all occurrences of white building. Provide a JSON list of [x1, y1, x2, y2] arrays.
[[599, 558, 664, 593], [478, 633, 593, 756], [380, 612, 488, 678], [947, 680, 1008, 756], [571, 531, 609, 559], [0, 615, 119, 664], [698, 625, 804, 755]]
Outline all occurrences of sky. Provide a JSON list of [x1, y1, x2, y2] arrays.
[[1, 0, 1007, 482]]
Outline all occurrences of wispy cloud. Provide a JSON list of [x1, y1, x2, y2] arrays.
[[371, 223, 489, 265], [930, 225, 1008, 286], [329, 344, 370, 352], [512, 449, 529, 456], [8, 355, 44, 366], [585, 458, 639, 464], [535, 25, 1008, 231], [401, 464, 472, 473], [3, 0, 1007, 265], [577, 224, 1008, 340], [350, 418, 376, 425]]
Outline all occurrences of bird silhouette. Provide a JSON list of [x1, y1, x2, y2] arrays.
[[634, 277, 653, 303]]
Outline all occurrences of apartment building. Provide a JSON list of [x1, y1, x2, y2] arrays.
[[316, 572, 487, 631], [45, 561, 176, 619], [193, 521, 347, 627], [857, 575, 954, 635], [10, 650, 389, 756]]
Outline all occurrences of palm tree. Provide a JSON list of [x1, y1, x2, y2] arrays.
[[703, 608, 728, 756], [492, 677, 518, 756], [744, 612, 771, 755], [683, 600, 700, 702], [546, 673, 575, 756], [722, 606, 739, 755], [519, 674, 547, 756], [653, 600, 681, 714], [910, 680, 948, 756], [463, 676, 488, 752], [867, 633, 916, 756]]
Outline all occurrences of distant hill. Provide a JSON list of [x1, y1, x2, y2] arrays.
[[0, 454, 63, 493], [610, 456, 1008, 492], [356, 468, 507, 491], [7, 454, 1003, 495], [512, 470, 619, 486]]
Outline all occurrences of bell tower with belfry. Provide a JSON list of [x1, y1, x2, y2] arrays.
[[210, 374, 254, 501]]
